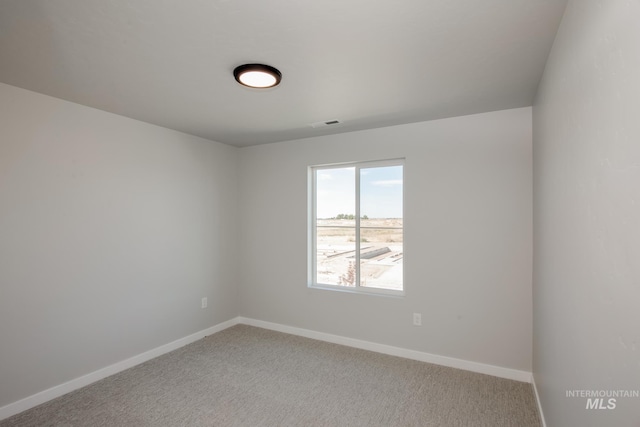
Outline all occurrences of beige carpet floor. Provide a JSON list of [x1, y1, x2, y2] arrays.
[[1, 325, 541, 426]]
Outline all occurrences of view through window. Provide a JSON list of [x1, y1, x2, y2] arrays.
[[310, 160, 403, 293]]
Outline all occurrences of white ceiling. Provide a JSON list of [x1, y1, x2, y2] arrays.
[[0, 0, 567, 147]]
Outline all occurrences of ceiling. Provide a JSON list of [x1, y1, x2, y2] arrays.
[[0, 0, 567, 147]]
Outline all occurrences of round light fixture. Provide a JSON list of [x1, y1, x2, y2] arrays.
[[233, 64, 282, 88]]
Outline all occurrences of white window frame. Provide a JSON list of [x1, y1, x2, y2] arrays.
[[308, 158, 405, 296]]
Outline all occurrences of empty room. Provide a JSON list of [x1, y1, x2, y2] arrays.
[[0, 1, 638, 426]]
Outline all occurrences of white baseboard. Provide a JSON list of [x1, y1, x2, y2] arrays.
[[237, 317, 533, 383], [532, 374, 547, 427], [0, 317, 238, 421], [1, 316, 533, 421]]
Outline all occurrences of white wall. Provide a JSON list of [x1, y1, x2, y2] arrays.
[[0, 83, 239, 408], [533, 1, 640, 426], [238, 107, 533, 372], [0, 82, 534, 414]]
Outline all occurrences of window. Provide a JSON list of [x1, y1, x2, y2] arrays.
[[309, 159, 404, 294]]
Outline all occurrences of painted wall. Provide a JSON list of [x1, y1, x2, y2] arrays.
[[0, 82, 534, 412], [533, 1, 640, 426], [0, 83, 239, 408], [238, 107, 533, 372]]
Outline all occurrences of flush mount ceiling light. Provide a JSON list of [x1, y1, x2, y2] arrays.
[[233, 64, 282, 88]]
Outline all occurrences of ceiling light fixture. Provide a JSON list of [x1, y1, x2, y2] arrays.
[[233, 64, 282, 88]]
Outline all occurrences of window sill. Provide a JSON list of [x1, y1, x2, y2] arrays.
[[308, 283, 405, 298]]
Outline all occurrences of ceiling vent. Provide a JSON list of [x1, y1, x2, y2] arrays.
[[310, 120, 341, 129]]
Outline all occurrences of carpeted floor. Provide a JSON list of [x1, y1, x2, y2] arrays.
[[1, 325, 541, 426]]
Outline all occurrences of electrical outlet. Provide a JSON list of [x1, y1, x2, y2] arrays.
[[413, 313, 422, 326], [201, 297, 208, 309]]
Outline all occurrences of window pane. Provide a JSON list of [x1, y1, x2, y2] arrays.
[[316, 226, 356, 286], [315, 167, 357, 286], [360, 165, 403, 290]]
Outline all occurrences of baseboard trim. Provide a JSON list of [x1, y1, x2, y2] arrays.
[[532, 374, 547, 427], [1, 316, 533, 421], [237, 317, 533, 383], [0, 317, 238, 421]]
